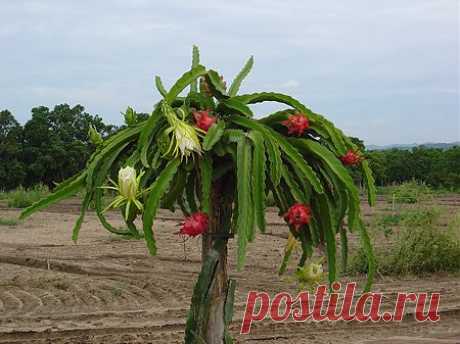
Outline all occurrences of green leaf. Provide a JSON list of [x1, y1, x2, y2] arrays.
[[314, 193, 337, 285], [230, 115, 323, 193], [320, 120, 347, 155], [273, 136, 323, 194], [87, 124, 143, 189], [224, 278, 237, 326], [93, 141, 134, 236], [161, 168, 187, 210], [228, 56, 254, 96], [186, 91, 215, 111], [298, 228, 313, 267], [203, 121, 225, 151], [218, 98, 253, 117], [185, 171, 198, 213], [166, 65, 206, 104], [236, 136, 252, 269], [155, 76, 168, 97], [199, 155, 213, 214], [138, 106, 163, 167], [232, 92, 319, 122], [318, 165, 349, 232], [190, 45, 200, 93], [72, 190, 92, 242], [248, 131, 266, 233], [265, 139, 282, 186], [143, 159, 181, 255], [52, 172, 83, 193], [361, 159, 377, 206], [281, 166, 307, 203], [258, 109, 294, 126], [223, 128, 245, 143], [309, 123, 330, 140], [357, 219, 376, 292], [278, 236, 296, 276], [292, 138, 361, 231], [340, 225, 348, 274], [205, 69, 228, 99], [20, 174, 85, 219], [290, 138, 360, 222]]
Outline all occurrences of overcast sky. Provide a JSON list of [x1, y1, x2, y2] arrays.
[[1, 0, 458, 145]]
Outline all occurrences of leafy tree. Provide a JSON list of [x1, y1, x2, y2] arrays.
[[0, 110, 25, 190], [21, 104, 115, 187], [365, 146, 460, 190], [20, 47, 377, 343]]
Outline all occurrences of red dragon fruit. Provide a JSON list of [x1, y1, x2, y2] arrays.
[[282, 114, 310, 136], [340, 150, 362, 166], [284, 203, 312, 230], [193, 110, 217, 132], [179, 212, 209, 237]]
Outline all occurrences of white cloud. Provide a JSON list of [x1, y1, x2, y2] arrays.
[[280, 80, 300, 89]]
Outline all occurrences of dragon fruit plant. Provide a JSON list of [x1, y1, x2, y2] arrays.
[[20, 46, 377, 344]]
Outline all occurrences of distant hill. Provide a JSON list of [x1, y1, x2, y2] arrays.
[[367, 142, 460, 151]]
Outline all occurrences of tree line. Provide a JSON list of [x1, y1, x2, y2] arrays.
[[1, 105, 459, 191], [0, 105, 117, 190]]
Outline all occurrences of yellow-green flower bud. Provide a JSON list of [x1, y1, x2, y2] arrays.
[[88, 124, 103, 145], [124, 106, 137, 126], [295, 262, 324, 287]]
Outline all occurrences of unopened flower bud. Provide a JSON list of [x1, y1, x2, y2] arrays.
[[296, 262, 324, 287], [118, 166, 138, 201], [88, 124, 103, 145], [124, 106, 137, 126]]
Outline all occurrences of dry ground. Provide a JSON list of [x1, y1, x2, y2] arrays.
[[0, 196, 459, 344]]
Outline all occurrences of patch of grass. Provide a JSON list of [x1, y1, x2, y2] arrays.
[[6, 184, 49, 208], [111, 282, 127, 297], [374, 213, 404, 237], [401, 206, 441, 227], [349, 207, 460, 276], [390, 218, 460, 275], [0, 217, 19, 226]]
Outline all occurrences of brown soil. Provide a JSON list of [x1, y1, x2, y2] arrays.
[[0, 196, 459, 344]]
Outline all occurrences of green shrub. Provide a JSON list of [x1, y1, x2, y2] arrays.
[[6, 184, 49, 208], [349, 207, 460, 276], [387, 180, 433, 204], [0, 217, 18, 226], [393, 220, 460, 275]]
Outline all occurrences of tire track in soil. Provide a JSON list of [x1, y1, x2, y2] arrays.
[[0, 196, 459, 343]]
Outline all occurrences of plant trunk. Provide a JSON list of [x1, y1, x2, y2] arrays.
[[184, 178, 235, 344]]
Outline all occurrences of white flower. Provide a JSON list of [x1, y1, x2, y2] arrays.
[[162, 102, 202, 160], [118, 166, 138, 201], [174, 122, 202, 158]]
